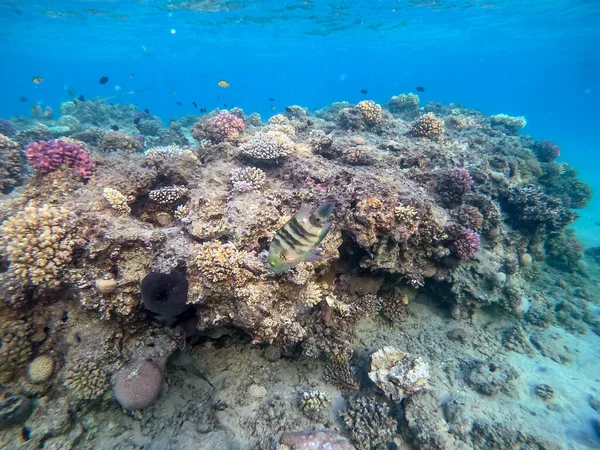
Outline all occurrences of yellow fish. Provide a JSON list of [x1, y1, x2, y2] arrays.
[[269, 202, 334, 274], [217, 80, 230, 88]]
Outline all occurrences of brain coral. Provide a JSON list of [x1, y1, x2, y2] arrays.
[[410, 112, 445, 142], [113, 360, 164, 411], [0, 204, 78, 287], [356, 100, 383, 126], [239, 130, 295, 160]]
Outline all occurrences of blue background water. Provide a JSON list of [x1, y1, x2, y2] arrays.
[[1, 0, 598, 244]]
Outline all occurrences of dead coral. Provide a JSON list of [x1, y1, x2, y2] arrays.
[[0, 204, 78, 287]]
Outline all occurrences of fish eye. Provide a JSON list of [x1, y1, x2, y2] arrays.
[[279, 253, 286, 260]]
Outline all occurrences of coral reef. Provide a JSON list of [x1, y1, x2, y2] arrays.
[[274, 430, 355, 450], [99, 130, 142, 154], [533, 140, 560, 162], [0, 318, 32, 382], [0, 119, 16, 137], [28, 354, 55, 383], [103, 187, 132, 214], [388, 93, 420, 116], [356, 100, 383, 126], [298, 390, 331, 419], [192, 111, 245, 143]]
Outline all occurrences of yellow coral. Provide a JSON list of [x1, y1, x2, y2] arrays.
[[0, 204, 77, 287], [357, 100, 383, 126], [195, 241, 244, 284], [103, 187, 131, 214]]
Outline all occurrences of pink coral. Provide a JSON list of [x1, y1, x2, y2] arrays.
[[207, 112, 245, 143], [451, 227, 480, 260], [438, 168, 474, 205], [25, 139, 94, 179], [113, 359, 165, 411]]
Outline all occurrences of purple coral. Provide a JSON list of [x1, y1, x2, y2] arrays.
[[25, 139, 94, 179], [0, 119, 16, 137], [451, 227, 480, 261], [113, 359, 165, 411], [533, 140, 560, 162], [437, 168, 474, 205], [207, 112, 245, 143]]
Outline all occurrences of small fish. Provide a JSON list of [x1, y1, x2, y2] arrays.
[[192, 101, 197, 108], [77, 94, 85, 101], [176, 101, 182, 106], [99, 76, 109, 84], [217, 80, 230, 88], [129, 73, 135, 79], [360, 89, 368, 94], [144, 108, 150, 113], [271, 105, 277, 110], [66, 87, 76, 97], [32, 76, 44, 84], [115, 85, 121, 91], [110, 124, 119, 131], [18, 96, 28, 102], [268, 97, 275, 102], [268, 202, 335, 274], [223, 103, 228, 108], [416, 86, 425, 92], [171, 89, 176, 95], [200, 108, 207, 113]]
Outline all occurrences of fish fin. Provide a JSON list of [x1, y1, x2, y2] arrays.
[[315, 202, 335, 220], [296, 203, 313, 223], [317, 221, 333, 241], [304, 249, 323, 262]]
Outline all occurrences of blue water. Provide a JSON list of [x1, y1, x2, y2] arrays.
[[1, 0, 599, 242]]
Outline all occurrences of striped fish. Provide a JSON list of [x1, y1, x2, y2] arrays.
[[268, 202, 335, 274]]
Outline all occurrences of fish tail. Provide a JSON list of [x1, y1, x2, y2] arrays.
[[314, 202, 335, 220]]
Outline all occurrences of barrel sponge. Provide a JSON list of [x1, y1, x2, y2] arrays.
[[113, 360, 164, 411], [0, 204, 78, 287]]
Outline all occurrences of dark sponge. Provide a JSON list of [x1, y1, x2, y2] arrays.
[[141, 270, 189, 318]]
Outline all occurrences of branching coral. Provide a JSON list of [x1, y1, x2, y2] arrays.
[[25, 139, 94, 179], [533, 140, 560, 162], [206, 112, 245, 143], [356, 100, 383, 126], [448, 225, 481, 261], [0, 318, 32, 382], [149, 185, 188, 206], [0, 133, 26, 193], [452, 205, 483, 230], [239, 130, 295, 160], [341, 396, 398, 450], [64, 359, 110, 401], [388, 93, 420, 115], [230, 166, 266, 193], [410, 112, 445, 141], [437, 168, 474, 205], [0, 204, 78, 287], [194, 241, 246, 286], [298, 390, 331, 419], [490, 114, 527, 133], [103, 187, 132, 214]]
